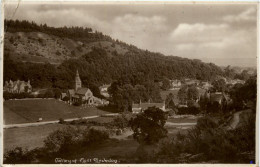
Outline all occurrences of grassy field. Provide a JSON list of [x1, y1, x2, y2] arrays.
[[4, 115, 193, 155], [4, 124, 67, 152], [4, 99, 111, 124]]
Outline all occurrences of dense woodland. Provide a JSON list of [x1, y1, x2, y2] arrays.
[[4, 19, 226, 107]]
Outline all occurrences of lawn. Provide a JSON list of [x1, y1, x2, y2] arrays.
[[4, 99, 111, 124]]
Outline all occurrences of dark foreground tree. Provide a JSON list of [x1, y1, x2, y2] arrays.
[[129, 107, 168, 144]]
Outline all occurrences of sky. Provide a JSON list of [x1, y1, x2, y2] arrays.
[[4, 2, 258, 67]]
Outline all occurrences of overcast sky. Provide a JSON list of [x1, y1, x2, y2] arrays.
[[5, 2, 257, 67]]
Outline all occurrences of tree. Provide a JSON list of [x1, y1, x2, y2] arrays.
[[178, 86, 188, 104], [187, 86, 199, 101], [165, 93, 175, 109], [53, 88, 61, 99], [112, 114, 129, 130], [212, 79, 226, 92], [129, 107, 168, 144], [224, 65, 235, 79], [162, 77, 171, 90]]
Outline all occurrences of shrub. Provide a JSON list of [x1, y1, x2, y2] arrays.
[[44, 90, 54, 98], [4, 147, 35, 164], [43, 126, 88, 154], [83, 128, 109, 145], [58, 118, 65, 124]]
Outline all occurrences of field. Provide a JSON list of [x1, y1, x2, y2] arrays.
[[4, 99, 110, 125], [3, 115, 195, 154], [4, 124, 67, 152]]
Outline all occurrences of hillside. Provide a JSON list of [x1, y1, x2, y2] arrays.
[[4, 20, 224, 90], [4, 31, 128, 64]]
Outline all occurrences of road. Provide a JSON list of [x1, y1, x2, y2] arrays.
[[4, 113, 197, 129], [3, 113, 119, 129]]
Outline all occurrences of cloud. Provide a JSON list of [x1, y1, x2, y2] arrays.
[[168, 22, 256, 66], [110, 14, 168, 50], [4, 3, 257, 67], [170, 23, 229, 44], [222, 7, 256, 23]]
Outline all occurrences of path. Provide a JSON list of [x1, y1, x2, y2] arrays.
[[227, 109, 252, 130], [4, 113, 119, 129]]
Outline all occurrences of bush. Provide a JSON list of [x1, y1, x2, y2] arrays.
[[4, 147, 35, 164], [44, 126, 88, 154], [155, 114, 256, 163], [44, 90, 54, 98], [58, 118, 65, 124], [112, 114, 129, 130], [83, 128, 109, 145], [43, 126, 109, 156]]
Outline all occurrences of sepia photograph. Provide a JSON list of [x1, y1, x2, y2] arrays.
[[1, 1, 258, 165]]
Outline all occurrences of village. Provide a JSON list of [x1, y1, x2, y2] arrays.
[[3, 69, 247, 117], [2, 3, 257, 164]]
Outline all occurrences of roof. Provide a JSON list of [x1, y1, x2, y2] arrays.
[[76, 88, 91, 95], [99, 84, 111, 89], [68, 89, 75, 95], [132, 103, 164, 109], [72, 95, 80, 98], [210, 93, 227, 102]]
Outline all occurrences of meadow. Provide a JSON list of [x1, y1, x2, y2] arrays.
[[4, 99, 110, 124]]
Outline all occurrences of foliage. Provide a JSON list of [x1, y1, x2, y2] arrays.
[[230, 77, 256, 111], [112, 114, 129, 130], [155, 113, 256, 163], [129, 107, 168, 144], [165, 93, 176, 110], [187, 86, 199, 101], [212, 79, 226, 92], [43, 126, 108, 155], [161, 77, 171, 90], [4, 147, 36, 164]]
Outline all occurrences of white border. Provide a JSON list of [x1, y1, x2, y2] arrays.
[[0, 1, 259, 167]]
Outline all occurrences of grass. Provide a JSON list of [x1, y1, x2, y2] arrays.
[[4, 99, 111, 124], [4, 124, 67, 152]]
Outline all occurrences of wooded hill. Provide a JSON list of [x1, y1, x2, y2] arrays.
[[4, 19, 224, 90]]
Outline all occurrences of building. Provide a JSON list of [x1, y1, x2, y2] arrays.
[[184, 79, 199, 86], [204, 91, 229, 106], [132, 100, 166, 114], [63, 70, 108, 106], [170, 80, 182, 89], [4, 80, 32, 93], [200, 81, 212, 90], [99, 84, 111, 98]]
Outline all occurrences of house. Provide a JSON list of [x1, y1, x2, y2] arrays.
[[226, 79, 245, 85], [207, 92, 229, 105], [4, 80, 32, 93], [184, 79, 199, 86], [99, 84, 111, 98], [170, 80, 182, 89], [132, 100, 166, 114], [200, 81, 212, 90]]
